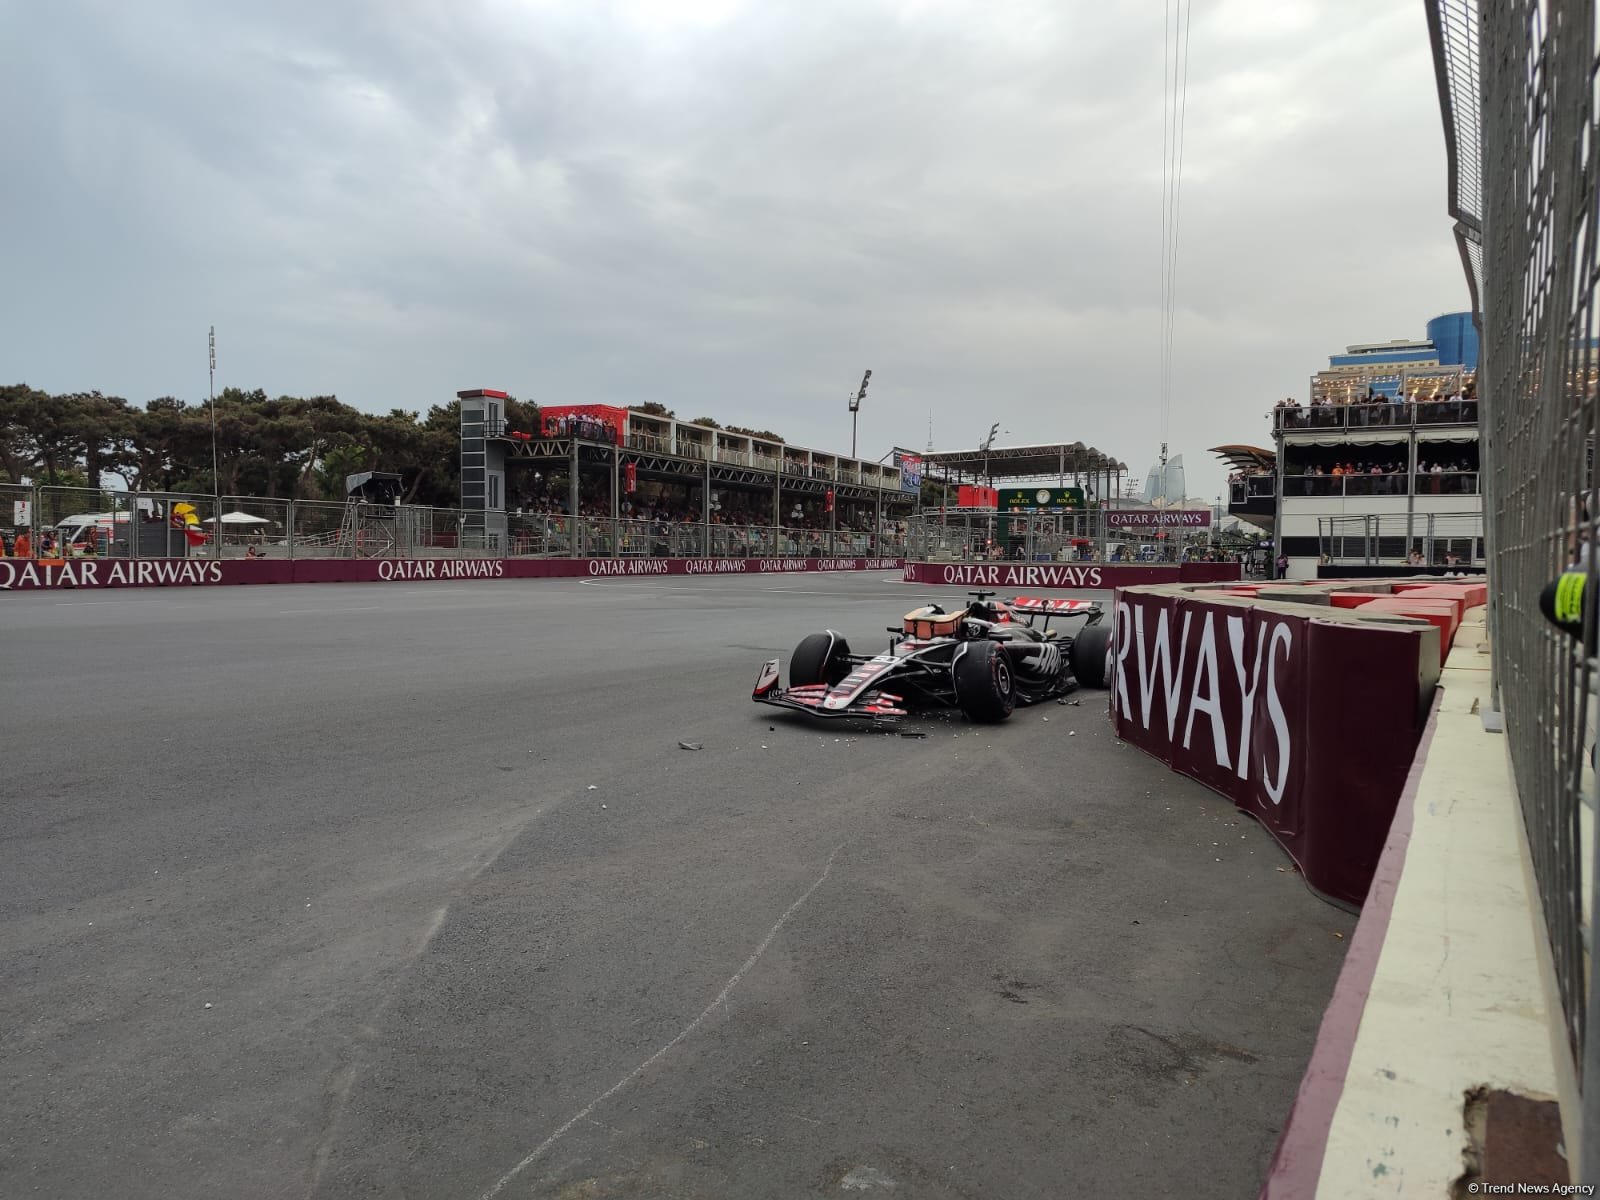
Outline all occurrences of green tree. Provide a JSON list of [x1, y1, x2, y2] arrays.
[[0, 384, 47, 483]]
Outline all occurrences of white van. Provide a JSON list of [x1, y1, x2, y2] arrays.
[[54, 512, 129, 551]]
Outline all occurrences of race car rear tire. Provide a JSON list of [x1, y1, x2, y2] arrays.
[[953, 640, 1016, 722], [1070, 623, 1113, 689], [790, 632, 853, 687]]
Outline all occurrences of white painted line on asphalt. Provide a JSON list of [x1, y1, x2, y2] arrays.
[[478, 842, 847, 1200], [576, 579, 703, 592], [51, 598, 188, 607], [276, 606, 383, 615]]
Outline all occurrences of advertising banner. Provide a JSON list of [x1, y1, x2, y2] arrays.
[[901, 561, 1242, 588], [1105, 509, 1213, 529], [1109, 591, 1428, 906], [893, 450, 923, 492], [998, 487, 1085, 512], [0, 556, 907, 592]]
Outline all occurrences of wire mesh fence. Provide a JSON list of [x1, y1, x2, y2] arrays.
[[2, 482, 1249, 569], [0, 484, 919, 562], [1429, 0, 1599, 1111]]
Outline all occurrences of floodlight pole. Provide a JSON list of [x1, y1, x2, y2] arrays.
[[208, 326, 218, 499], [209, 326, 221, 560], [848, 369, 871, 460]]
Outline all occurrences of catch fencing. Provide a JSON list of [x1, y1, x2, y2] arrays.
[[0, 485, 1253, 567], [0, 485, 910, 562], [1429, 0, 1599, 1140]]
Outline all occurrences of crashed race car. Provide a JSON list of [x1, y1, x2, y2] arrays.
[[752, 591, 1113, 724]]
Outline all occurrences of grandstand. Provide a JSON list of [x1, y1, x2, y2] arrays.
[[457, 390, 921, 556]]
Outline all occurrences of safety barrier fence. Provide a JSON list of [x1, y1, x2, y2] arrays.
[[1, 485, 1249, 568], [1427, 0, 1598, 1103], [0, 486, 908, 562]]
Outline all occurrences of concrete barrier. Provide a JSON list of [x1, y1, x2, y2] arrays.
[[1110, 582, 1441, 907]]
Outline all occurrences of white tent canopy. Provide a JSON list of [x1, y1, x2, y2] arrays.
[[204, 511, 275, 525]]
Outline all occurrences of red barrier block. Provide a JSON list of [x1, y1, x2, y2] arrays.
[[1328, 592, 1395, 610], [1394, 584, 1484, 616], [1393, 581, 1488, 607], [1356, 598, 1459, 651]]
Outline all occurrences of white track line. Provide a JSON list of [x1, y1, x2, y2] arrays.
[[477, 843, 846, 1200], [275, 605, 382, 616]]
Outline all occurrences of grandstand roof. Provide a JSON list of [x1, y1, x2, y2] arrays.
[[1209, 444, 1276, 473], [921, 442, 1127, 480]]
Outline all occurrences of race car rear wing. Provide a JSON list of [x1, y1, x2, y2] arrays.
[[1009, 596, 1098, 613], [1007, 595, 1103, 634]]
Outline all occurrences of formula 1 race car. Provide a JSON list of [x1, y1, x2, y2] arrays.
[[752, 591, 1113, 724]]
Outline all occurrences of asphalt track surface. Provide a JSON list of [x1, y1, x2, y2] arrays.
[[0, 574, 1354, 1199]]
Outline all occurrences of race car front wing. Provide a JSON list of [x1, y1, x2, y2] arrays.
[[751, 659, 909, 720]]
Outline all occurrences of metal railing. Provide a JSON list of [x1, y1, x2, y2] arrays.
[[0, 485, 913, 562], [503, 422, 898, 487], [902, 509, 1241, 565], [1316, 512, 1487, 566], [1236, 476, 1276, 500], [1429, 0, 1597, 1145], [1273, 398, 1479, 431]]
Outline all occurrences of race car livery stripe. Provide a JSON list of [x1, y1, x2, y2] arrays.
[[823, 654, 899, 710]]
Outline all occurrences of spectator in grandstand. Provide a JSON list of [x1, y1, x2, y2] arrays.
[[13, 529, 31, 558], [1407, 548, 1425, 566]]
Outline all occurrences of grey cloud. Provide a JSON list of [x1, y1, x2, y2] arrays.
[[1, 0, 1467, 501]]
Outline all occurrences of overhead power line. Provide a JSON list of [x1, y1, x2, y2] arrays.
[[1157, 0, 1193, 496]]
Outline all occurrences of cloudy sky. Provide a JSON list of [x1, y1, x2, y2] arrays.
[[1, 0, 1466, 502]]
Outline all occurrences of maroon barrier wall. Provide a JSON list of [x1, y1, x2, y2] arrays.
[[0, 556, 906, 592], [1110, 591, 1429, 907], [901, 561, 1243, 589]]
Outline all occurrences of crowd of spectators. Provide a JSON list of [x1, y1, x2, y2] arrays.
[[507, 479, 912, 558], [542, 413, 621, 444], [1304, 459, 1407, 477], [0, 529, 61, 558], [1273, 383, 1477, 414]]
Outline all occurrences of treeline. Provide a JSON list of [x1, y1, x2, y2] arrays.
[[0, 385, 539, 506]]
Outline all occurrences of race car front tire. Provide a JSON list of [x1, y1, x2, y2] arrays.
[[1070, 623, 1113, 688], [953, 640, 1016, 722], [790, 632, 853, 687]]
